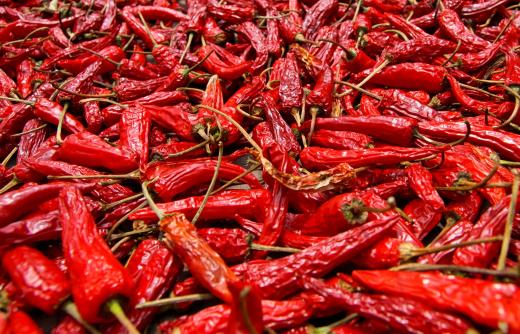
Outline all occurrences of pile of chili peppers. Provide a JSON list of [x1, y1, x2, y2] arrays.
[[1, 0, 520, 333]]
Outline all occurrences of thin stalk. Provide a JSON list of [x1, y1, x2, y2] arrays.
[[436, 163, 499, 191], [136, 293, 214, 309], [494, 85, 520, 129], [103, 193, 144, 211], [166, 140, 209, 158], [141, 178, 164, 220], [55, 103, 69, 145], [352, 0, 363, 23], [138, 11, 157, 47], [79, 46, 121, 67], [110, 236, 131, 253], [179, 32, 194, 65], [10, 124, 47, 137], [79, 98, 127, 107], [391, 263, 519, 278], [48, 171, 139, 180], [105, 299, 140, 334], [442, 39, 462, 67], [191, 142, 223, 225], [211, 162, 261, 195], [239, 287, 258, 334], [110, 228, 156, 241], [355, 59, 390, 90], [459, 82, 504, 100], [493, 14, 515, 43], [497, 171, 519, 270], [1, 147, 17, 166], [62, 301, 101, 334], [236, 104, 263, 121], [313, 314, 358, 334], [106, 201, 147, 242], [307, 107, 319, 146], [335, 80, 382, 100], [250, 243, 300, 253], [0, 178, 20, 195], [382, 29, 409, 41]]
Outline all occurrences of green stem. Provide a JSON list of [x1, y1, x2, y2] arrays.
[[497, 171, 520, 270], [135, 293, 214, 309], [191, 142, 223, 225], [62, 301, 101, 334], [105, 299, 140, 334], [141, 178, 164, 220]]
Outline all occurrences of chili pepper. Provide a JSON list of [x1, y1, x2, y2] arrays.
[[104, 239, 180, 333], [16, 119, 47, 164], [236, 22, 268, 73], [56, 45, 124, 75], [203, 16, 227, 44], [5, 310, 43, 334], [353, 63, 446, 93], [385, 12, 430, 40], [299, 115, 417, 146], [300, 145, 445, 170], [2, 245, 70, 314], [16, 59, 35, 98], [406, 163, 445, 211], [33, 98, 85, 134], [445, 191, 483, 223], [446, 75, 501, 115], [59, 185, 134, 323], [207, 0, 254, 24], [451, 195, 511, 268], [124, 5, 188, 22], [150, 141, 207, 160], [56, 131, 138, 173], [160, 213, 237, 303], [302, 0, 338, 40], [418, 219, 473, 264], [83, 99, 103, 134], [23, 159, 135, 202], [439, 9, 491, 51], [0, 182, 93, 227], [309, 129, 372, 150], [198, 228, 250, 263], [301, 275, 472, 334], [385, 36, 458, 64], [307, 64, 334, 115], [417, 121, 520, 161], [198, 44, 252, 81], [403, 199, 443, 240], [119, 103, 150, 170], [353, 270, 520, 332], [0, 209, 59, 247]]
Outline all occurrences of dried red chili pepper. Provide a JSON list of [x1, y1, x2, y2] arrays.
[[160, 213, 238, 303], [5, 310, 43, 334], [2, 245, 70, 314], [353, 270, 520, 332], [59, 185, 134, 324]]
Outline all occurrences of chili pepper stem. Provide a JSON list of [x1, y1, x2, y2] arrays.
[[211, 162, 261, 195], [236, 104, 263, 121], [79, 46, 121, 67], [182, 50, 215, 77], [1, 147, 17, 166], [0, 96, 35, 105], [291, 107, 301, 127], [382, 29, 409, 41], [135, 293, 214, 309], [48, 171, 140, 180], [106, 202, 147, 242], [250, 243, 300, 253], [414, 121, 471, 147], [401, 236, 503, 261], [494, 86, 520, 129], [335, 80, 382, 100], [141, 178, 165, 220], [0, 178, 20, 195], [164, 139, 209, 159], [103, 193, 144, 211], [62, 301, 101, 334], [10, 124, 47, 137], [436, 163, 499, 191], [355, 59, 390, 90], [179, 32, 194, 65], [55, 103, 69, 145], [313, 313, 359, 334], [105, 299, 140, 334], [137, 11, 157, 47], [442, 39, 462, 67], [191, 142, 223, 225], [497, 171, 520, 270], [307, 106, 320, 146], [391, 263, 519, 278], [238, 287, 258, 334]]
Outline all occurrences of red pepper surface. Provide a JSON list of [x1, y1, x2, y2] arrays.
[[33, 98, 86, 135], [302, 276, 472, 334], [403, 199, 443, 241], [144, 159, 262, 201], [104, 239, 180, 333], [16, 119, 47, 164], [299, 116, 417, 146], [59, 186, 134, 323], [452, 195, 511, 268], [56, 132, 138, 173], [438, 9, 491, 52], [119, 103, 150, 170], [198, 44, 252, 81], [198, 228, 250, 263], [0, 210, 60, 247], [5, 310, 43, 334], [2, 245, 70, 314], [226, 280, 264, 334], [160, 213, 238, 303], [0, 182, 92, 227], [279, 52, 303, 112], [406, 163, 445, 211], [300, 146, 445, 170], [418, 219, 473, 264], [51, 316, 85, 334], [310, 129, 372, 150], [353, 270, 520, 332]]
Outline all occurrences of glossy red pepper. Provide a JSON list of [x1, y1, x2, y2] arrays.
[[2, 245, 70, 314]]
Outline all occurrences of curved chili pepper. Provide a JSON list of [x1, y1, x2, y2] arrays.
[[406, 163, 445, 211], [302, 0, 338, 39], [59, 185, 134, 323], [0, 210, 60, 247], [198, 44, 252, 81], [403, 199, 443, 240], [120, 103, 150, 170], [353, 270, 520, 332], [299, 115, 417, 146], [300, 145, 445, 170], [160, 213, 237, 303], [438, 9, 491, 51], [2, 245, 70, 314], [301, 276, 472, 334], [279, 52, 303, 112], [226, 280, 264, 334], [34, 98, 85, 134], [56, 131, 138, 173]]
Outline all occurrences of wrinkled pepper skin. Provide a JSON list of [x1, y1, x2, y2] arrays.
[[2, 246, 71, 314], [59, 186, 134, 323]]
